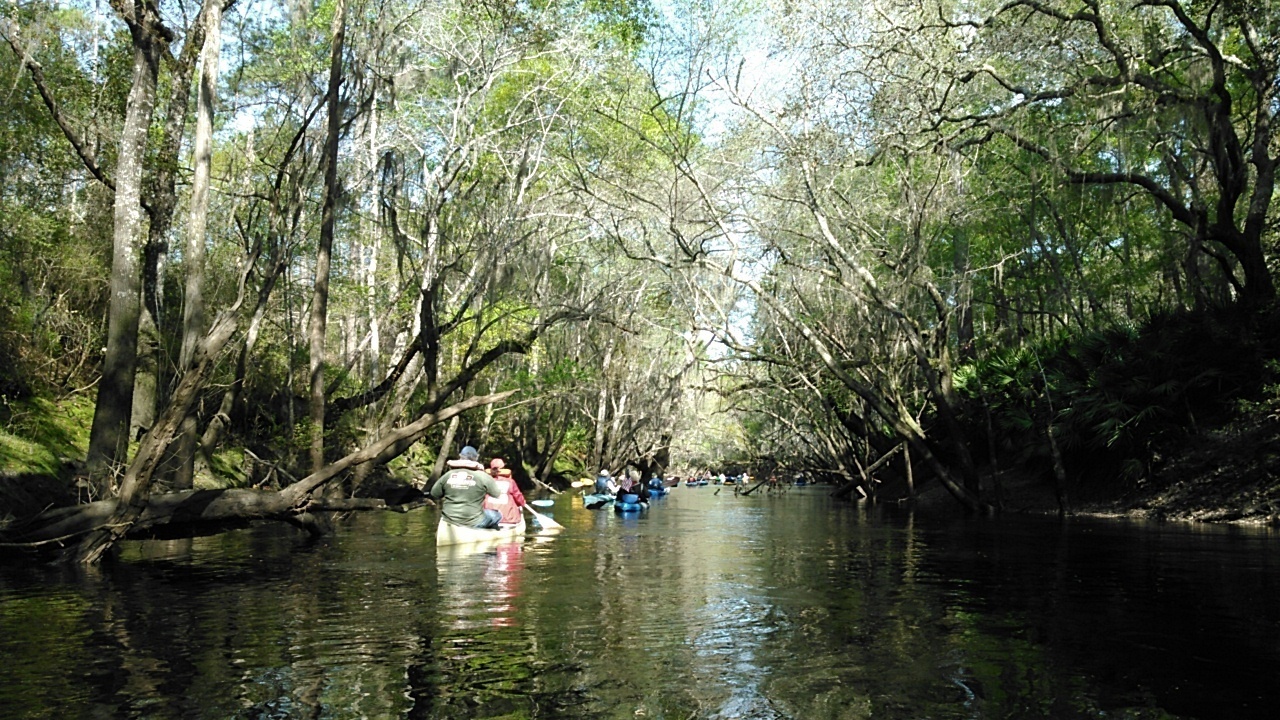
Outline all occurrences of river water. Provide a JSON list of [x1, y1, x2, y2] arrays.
[[1, 486, 1278, 719]]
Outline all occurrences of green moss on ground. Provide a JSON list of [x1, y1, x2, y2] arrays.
[[201, 448, 249, 489], [1, 395, 92, 521], [1, 395, 91, 475]]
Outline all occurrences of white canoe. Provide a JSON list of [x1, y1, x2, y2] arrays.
[[436, 518, 527, 547]]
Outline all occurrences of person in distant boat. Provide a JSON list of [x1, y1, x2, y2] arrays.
[[595, 469, 613, 495], [430, 445, 501, 528], [484, 458, 527, 528], [618, 473, 647, 502]]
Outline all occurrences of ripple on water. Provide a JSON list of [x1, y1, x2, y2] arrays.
[[3, 494, 1280, 719]]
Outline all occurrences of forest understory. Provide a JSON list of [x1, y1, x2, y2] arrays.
[[902, 412, 1280, 526], [1081, 413, 1280, 524]]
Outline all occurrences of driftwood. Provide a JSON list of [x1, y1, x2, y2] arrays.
[[831, 443, 904, 500], [528, 475, 560, 495]]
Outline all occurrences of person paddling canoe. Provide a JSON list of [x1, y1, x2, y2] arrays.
[[430, 445, 501, 528], [484, 458, 528, 528]]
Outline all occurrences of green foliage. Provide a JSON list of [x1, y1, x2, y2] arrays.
[[957, 308, 1280, 489], [0, 394, 92, 478], [0, 2, 125, 403], [551, 424, 593, 473], [0, 286, 32, 400], [201, 448, 249, 489], [1235, 360, 1280, 421]]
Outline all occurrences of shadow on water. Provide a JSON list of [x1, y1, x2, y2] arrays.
[[2, 488, 1279, 718]]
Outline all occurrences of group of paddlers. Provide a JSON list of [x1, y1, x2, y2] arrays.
[[429, 446, 527, 529], [592, 469, 666, 501]]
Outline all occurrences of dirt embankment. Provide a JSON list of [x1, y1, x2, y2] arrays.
[[974, 417, 1280, 525], [1076, 415, 1280, 524]]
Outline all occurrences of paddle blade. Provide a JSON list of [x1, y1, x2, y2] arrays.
[[525, 505, 563, 530]]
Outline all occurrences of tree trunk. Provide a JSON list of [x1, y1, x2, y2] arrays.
[[591, 342, 614, 470], [1046, 415, 1070, 517], [953, 230, 975, 362], [85, 17, 164, 481], [171, 0, 224, 488], [361, 103, 382, 385], [133, 234, 165, 441], [430, 415, 461, 484], [309, 0, 346, 476], [903, 443, 914, 499], [1225, 228, 1276, 308], [131, 305, 159, 438], [73, 307, 242, 564], [604, 391, 628, 469]]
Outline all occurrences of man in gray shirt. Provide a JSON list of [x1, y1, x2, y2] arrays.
[[430, 445, 502, 528]]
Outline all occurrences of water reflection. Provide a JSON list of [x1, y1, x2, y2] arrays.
[[2, 490, 1280, 718]]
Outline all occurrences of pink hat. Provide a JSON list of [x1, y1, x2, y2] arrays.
[[490, 458, 505, 470]]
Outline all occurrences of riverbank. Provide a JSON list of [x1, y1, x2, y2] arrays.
[[1080, 413, 1280, 524], [907, 412, 1280, 526], [5, 399, 1280, 529]]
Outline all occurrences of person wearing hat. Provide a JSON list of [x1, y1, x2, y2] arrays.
[[429, 445, 502, 528], [594, 469, 613, 495], [484, 458, 528, 527], [617, 471, 648, 502]]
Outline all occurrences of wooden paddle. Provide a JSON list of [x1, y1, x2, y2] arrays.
[[524, 504, 563, 530]]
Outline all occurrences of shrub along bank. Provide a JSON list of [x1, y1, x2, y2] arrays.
[[949, 306, 1280, 521]]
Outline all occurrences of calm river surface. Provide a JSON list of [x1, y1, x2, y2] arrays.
[[2, 486, 1279, 719]]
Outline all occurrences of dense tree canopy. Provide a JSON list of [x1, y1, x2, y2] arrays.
[[2, 0, 1278, 561]]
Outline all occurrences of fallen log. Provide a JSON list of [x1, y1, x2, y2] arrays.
[[831, 444, 903, 499], [3, 389, 516, 560], [4, 489, 402, 546]]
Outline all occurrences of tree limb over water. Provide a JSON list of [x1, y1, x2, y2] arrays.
[[1, 390, 515, 559]]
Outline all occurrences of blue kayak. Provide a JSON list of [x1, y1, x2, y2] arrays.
[[582, 492, 613, 509]]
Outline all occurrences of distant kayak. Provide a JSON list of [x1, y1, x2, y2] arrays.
[[582, 492, 613, 509]]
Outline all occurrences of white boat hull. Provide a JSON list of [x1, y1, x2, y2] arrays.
[[436, 518, 527, 547]]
